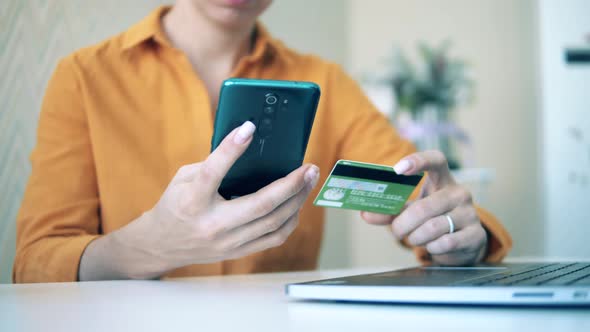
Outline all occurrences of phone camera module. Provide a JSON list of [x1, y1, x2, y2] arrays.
[[265, 94, 278, 105]]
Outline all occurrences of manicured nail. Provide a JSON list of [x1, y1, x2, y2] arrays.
[[233, 121, 256, 144], [393, 159, 413, 175], [304, 165, 319, 187]]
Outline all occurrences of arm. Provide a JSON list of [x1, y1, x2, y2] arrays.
[[14, 56, 101, 282], [13, 55, 173, 281]]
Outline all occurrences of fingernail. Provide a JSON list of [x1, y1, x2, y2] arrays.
[[233, 121, 256, 144], [304, 165, 319, 187], [393, 159, 413, 174]]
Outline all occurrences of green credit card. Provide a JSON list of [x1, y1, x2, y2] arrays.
[[313, 160, 423, 214]]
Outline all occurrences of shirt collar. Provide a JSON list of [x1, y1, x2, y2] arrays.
[[121, 6, 170, 51], [121, 6, 292, 65]]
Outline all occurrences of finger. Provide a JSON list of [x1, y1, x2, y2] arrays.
[[195, 121, 256, 191], [430, 250, 482, 266], [219, 163, 319, 229], [425, 224, 487, 256], [391, 186, 466, 240], [429, 226, 487, 266], [393, 150, 454, 189], [360, 211, 396, 225], [405, 215, 452, 247], [361, 200, 413, 225], [225, 213, 300, 259], [218, 179, 313, 249], [405, 206, 477, 246]]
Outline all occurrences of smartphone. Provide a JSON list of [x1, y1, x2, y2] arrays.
[[211, 78, 321, 199]]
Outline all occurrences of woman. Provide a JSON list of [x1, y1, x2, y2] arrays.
[[14, 0, 512, 282]]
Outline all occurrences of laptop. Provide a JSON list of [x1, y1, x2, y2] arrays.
[[286, 262, 590, 306]]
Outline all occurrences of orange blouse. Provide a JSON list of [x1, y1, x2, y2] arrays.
[[14, 7, 512, 283]]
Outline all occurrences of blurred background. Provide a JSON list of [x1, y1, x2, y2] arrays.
[[1, 0, 589, 283]]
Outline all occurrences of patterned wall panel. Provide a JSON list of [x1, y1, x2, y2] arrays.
[[0, 0, 166, 283]]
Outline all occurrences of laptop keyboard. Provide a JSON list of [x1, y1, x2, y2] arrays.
[[457, 263, 590, 286]]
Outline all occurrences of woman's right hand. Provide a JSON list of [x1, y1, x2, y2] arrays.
[[79, 121, 319, 280]]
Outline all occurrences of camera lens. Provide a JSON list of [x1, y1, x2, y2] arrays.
[[265, 94, 278, 105], [263, 106, 274, 115], [260, 117, 273, 134]]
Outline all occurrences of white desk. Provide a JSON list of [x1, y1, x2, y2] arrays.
[[1, 268, 589, 332]]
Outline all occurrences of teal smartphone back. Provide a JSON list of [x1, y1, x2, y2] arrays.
[[211, 78, 321, 199]]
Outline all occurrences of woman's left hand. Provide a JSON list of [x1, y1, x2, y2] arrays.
[[360, 150, 488, 266]]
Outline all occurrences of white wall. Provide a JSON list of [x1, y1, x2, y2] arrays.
[[345, 0, 541, 263], [538, 0, 590, 258], [262, 1, 348, 67]]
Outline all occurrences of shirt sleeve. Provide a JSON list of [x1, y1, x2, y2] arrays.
[[326, 63, 512, 263], [13, 56, 100, 283]]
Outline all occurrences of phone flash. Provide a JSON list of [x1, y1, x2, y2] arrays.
[[281, 99, 289, 111]]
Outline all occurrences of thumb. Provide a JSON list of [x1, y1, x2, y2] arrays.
[[195, 121, 256, 191], [360, 200, 412, 225], [360, 211, 395, 225]]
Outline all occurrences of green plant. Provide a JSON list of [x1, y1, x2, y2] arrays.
[[387, 41, 474, 115]]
